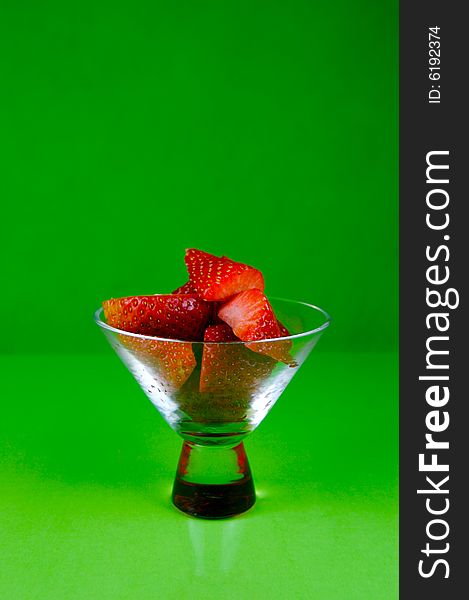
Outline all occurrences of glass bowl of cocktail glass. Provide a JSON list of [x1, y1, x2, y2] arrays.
[[94, 298, 331, 519]]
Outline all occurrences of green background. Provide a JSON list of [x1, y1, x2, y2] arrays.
[[1, 1, 398, 598]]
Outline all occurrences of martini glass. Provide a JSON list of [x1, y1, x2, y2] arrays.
[[94, 298, 330, 519]]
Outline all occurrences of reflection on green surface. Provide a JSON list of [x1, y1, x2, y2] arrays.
[[0, 353, 397, 599], [187, 519, 245, 576]]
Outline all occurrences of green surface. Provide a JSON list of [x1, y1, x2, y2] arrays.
[[0, 352, 398, 599], [1, 1, 398, 597], [0, 0, 397, 354]]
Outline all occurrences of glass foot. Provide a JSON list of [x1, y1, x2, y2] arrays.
[[172, 441, 255, 519]]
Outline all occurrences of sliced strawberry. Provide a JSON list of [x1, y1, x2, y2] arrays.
[[203, 323, 238, 343], [176, 367, 248, 422], [199, 324, 276, 395], [218, 290, 295, 366], [185, 248, 264, 301], [217, 290, 281, 340], [277, 320, 291, 337], [103, 294, 211, 341], [276, 320, 293, 355], [207, 302, 225, 325], [172, 281, 196, 294], [122, 336, 196, 390]]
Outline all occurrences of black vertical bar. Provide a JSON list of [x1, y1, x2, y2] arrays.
[[400, 1, 467, 597]]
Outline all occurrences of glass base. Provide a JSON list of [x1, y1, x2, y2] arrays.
[[172, 441, 255, 519]]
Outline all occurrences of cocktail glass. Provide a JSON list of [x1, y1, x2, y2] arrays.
[[94, 298, 330, 518]]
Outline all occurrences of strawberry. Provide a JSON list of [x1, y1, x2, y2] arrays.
[[184, 248, 264, 301], [217, 290, 280, 340], [277, 320, 291, 337], [203, 323, 238, 343], [218, 290, 295, 366], [199, 324, 276, 395], [122, 336, 196, 390], [170, 282, 227, 327], [176, 367, 247, 422], [209, 304, 224, 325], [172, 281, 195, 294], [103, 294, 211, 341]]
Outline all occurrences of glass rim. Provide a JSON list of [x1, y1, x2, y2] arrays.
[[93, 296, 331, 345]]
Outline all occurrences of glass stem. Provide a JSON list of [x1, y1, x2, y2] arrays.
[[172, 441, 255, 519]]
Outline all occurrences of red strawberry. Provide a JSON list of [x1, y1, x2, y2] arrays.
[[218, 290, 295, 366], [203, 323, 238, 343], [277, 320, 291, 337], [184, 249, 264, 301], [103, 295, 211, 341], [206, 302, 225, 325], [199, 324, 276, 394], [176, 366, 252, 422], [217, 290, 280, 340], [122, 336, 196, 390], [171, 282, 226, 327], [172, 281, 196, 294]]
